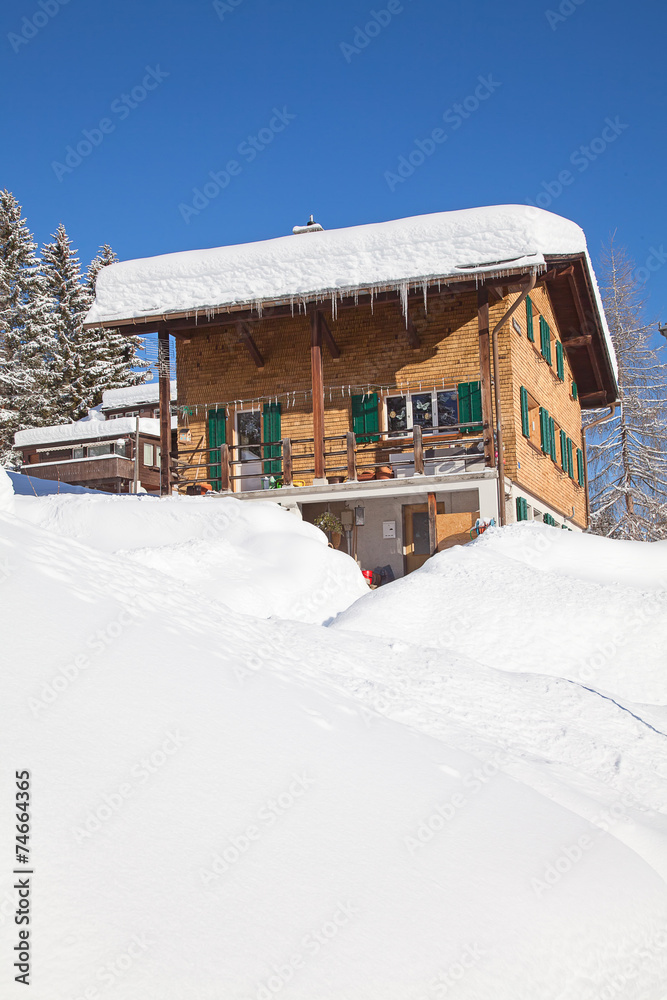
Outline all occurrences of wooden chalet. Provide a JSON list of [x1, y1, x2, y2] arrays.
[[83, 206, 618, 576]]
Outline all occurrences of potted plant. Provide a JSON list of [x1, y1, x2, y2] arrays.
[[313, 511, 344, 548]]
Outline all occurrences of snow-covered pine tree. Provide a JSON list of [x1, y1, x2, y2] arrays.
[[0, 191, 55, 466], [587, 238, 667, 540], [83, 244, 146, 401], [41, 224, 106, 422]]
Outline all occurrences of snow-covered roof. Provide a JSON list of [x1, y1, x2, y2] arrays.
[[14, 416, 164, 448], [84, 205, 617, 383], [101, 380, 176, 411], [85, 206, 589, 326]]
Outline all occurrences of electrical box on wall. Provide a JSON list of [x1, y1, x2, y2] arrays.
[[382, 521, 396, 539], [355, 506, 365, 526]]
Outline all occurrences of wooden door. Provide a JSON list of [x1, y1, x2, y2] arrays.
[[403, 503, 479, 574]]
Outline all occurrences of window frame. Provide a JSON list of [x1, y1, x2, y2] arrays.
[[383, 386, 460, 439]]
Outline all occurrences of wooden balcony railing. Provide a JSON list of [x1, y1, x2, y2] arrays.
[[173, 421, 487, 493]]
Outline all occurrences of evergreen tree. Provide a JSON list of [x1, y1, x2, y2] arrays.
[[83, 244, 146, 402], [587, 239, 667, 540], [0, 191, 54, 466]]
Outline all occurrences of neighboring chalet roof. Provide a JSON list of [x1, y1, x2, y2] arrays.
[[83, 205, 618, 405], [14, 416, 164, 449], [101, 380, 176, 411]]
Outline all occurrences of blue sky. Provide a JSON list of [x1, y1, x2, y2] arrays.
[[2, 0, 666, 329]]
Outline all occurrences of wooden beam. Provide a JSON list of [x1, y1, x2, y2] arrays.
[[282, 438, 292, 486], [413, 423, 424, 475], [477, 285, 495, 468], [580, 390, 608, 405], [157, 329, 172, 496], [407, 319, 420, 349], [563, 334, 592, 349], [238, 322, 264, 368], [310, 311, 326, 482], [219, 443, 230, 491], [319, 313, 341, 360], [346, 431, 357, 481], [427, 492, 438, 557]]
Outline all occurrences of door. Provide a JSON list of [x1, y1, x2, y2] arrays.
[[403, 503, 441, 574], [235, 410, 263, 490], [403, 502, 479, 573]]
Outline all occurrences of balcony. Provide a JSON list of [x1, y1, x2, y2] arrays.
[[21, 455, 138, 492], [175, 422, 490, 497]]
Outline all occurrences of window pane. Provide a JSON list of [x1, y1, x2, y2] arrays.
[[114, 440, 128, 457], [386, 396, 407, 436], [437, 390, 458, 428], [73, 447, 84, 459], [143, 443, 154, 466], [413, 512, 430, 555], [88, 444, 113, 457], [237, 411, 261, 458], [411, 393, 433, 431]]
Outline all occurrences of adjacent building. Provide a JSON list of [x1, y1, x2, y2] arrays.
[[14, 382, 177, 494]]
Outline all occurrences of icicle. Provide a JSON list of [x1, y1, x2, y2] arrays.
[[370, 286, 374, 315], [422, 279, 428, 313], [399, 281, 409, 325]]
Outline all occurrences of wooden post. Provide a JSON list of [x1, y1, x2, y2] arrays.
[[477, 285, 496, 468], [427, 492, 438, 556], [132, 415, 140, 494], [158, 329, 172, 496], [413, 423, 424, 475], [346, 431, 357, 481], [310, 310, 326, 482], [219, 443, 230, 491], [282, 438, 292, 486]]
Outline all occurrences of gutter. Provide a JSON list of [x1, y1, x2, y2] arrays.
[[490, 272, 537, 525]]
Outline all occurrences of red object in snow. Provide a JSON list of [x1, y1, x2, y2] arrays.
[[362, 570, 374, 584]]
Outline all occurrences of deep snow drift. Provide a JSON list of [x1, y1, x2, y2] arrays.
[[1, 482, 666, 1000]]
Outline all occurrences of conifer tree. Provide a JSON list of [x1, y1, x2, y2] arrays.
[[83, 244, 146, 401], [587, 239, 667, 540], [0, 191, 54, 465], [41, 224, 101, 421]]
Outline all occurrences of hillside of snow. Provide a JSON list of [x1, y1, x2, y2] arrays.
[[1, 478, 666, 1000]]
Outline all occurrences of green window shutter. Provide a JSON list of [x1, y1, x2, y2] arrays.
[[567, 437, 574, 479], [539, 407, 548, 454], [351, 393, 379, 443], [516, 497, 528, 522], [540, 316, 552, 364], [556, 340, 564, 380], [571, 381, 578, 400], [458, 381, 482, 435], [207, 408, 227, 489], [560, 429, 567, 470], [549, 417, 557, 462], [262, 402, 282, 475], [520, 386, 530, 437], [576, 447, 584, 486], [526, 297, 534, 342]]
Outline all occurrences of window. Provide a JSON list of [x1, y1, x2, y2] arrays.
[[73, 447, 84, 459], [526, 297, 534, 342], [516, 497, 529, 521], [236, 410, 262, 459], [88, 443, 114, 457], [143, 442, 155, 466], [352, 393, 380, 443], [556, 340, 564, 381], [384, 387, 463, 437], [539, 316, 552, 365]]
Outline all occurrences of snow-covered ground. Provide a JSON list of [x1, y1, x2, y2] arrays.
[[1, 476, 666, 1000]]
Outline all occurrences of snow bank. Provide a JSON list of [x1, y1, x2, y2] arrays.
[[0, 468, 14, 513], [1, 505, 666, 1000], [332, 522, 667, 705], [85, 205, 587, 327], [13, 493, 368, 624]]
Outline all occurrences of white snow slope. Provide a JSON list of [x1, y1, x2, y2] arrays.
[[1, 484, 666, 1000]]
